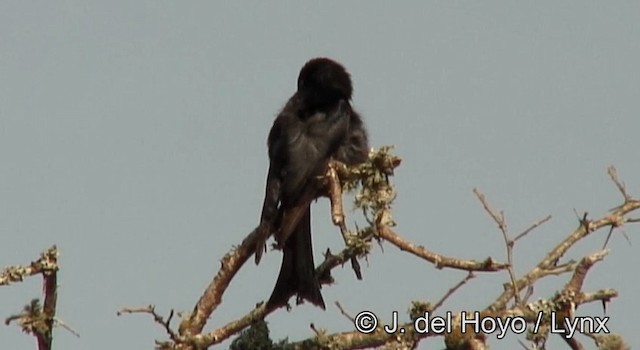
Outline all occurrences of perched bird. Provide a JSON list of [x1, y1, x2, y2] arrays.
[[257, 57, 369, 309]]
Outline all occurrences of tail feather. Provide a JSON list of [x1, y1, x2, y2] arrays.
[[266, 207, 325, 309]]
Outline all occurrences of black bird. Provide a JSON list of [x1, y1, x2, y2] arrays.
[[256, 58, 369, 309]]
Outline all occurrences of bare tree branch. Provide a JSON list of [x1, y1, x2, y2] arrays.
[[473, 188, 520, 303], [2, 246, 60, 350], [115, 148, 638, 349]]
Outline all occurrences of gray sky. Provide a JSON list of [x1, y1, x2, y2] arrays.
[[1, 2, 639, 349]]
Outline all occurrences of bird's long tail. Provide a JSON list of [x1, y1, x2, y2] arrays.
[[266, 207, 325, 309]]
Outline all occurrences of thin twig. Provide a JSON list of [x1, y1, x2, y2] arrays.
[[431, 271, 475, 312], [117, 305, 178, 341], [310, 323, 321, 336], [608, 166, 631, 202], [334, 301, 355, 322], [602, 225, 615, 249], [54, 318, 80, 338], [473, 188, 520, 304], [514, 215, 552, 242]]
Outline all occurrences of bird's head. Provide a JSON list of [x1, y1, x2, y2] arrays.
[[297, 57, 353, 103]]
